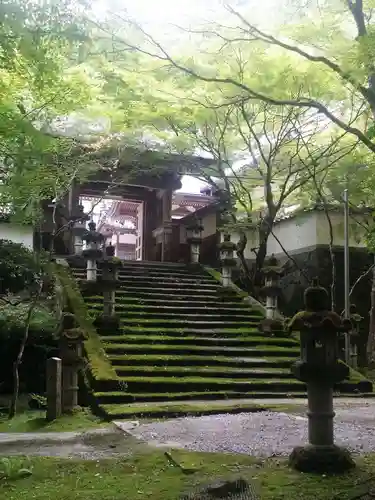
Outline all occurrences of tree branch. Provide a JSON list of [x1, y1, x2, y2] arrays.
[[98, 19, 375, 154], [226, 4, 375, 107]]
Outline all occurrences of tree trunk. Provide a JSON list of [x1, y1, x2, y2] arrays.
[[8, 289, 41, 419], [253, 214, 275, 289], [235, 230, 253, 289], [367, 262, 375, 367]]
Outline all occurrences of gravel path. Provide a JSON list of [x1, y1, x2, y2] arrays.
[[118, 407, 375, 457], [0, 427, 148, 459]]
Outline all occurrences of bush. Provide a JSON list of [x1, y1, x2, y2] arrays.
[[0, 303, 58, 394], [0, 303, 57, 340], [0, 239, 45, 295]]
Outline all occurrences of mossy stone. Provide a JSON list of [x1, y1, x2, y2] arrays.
[[289, 444, 355, 474]]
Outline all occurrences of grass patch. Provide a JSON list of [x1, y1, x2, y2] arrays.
[[348, 366, 372, 384], [1, 450, 375, 499], [0, 409, 107, 433]]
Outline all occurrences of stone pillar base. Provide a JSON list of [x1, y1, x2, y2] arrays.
[[289, 444, 355, 473]]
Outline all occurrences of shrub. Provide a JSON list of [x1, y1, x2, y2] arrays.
[[0, 303, 58, 394], [0, 239, 45, 295]]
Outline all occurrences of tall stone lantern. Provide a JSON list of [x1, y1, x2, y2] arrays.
[[186, 216, 204, 264], [341, 304, 362, 369], [288, 279, 355, 473], [218, 234, 237, 287], [59, 312, 85, 414], [96, 245, 122, 334], [82, 221, 104, 281], [71, 205, 89, 255], [217, 208, 237, 287], [259, 255, 284, 334]]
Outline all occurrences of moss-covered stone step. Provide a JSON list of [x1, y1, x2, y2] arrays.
[[115, 281, 222, 292], [117, 318, 262, 329], [91, 309, 260, 323], [102, 334, 297, 348], [108, 354, 295, 368], [96, 376, 305, 393], [75, 261, 200, 271], [99, 401, 269, 419], [76, 271, 218, 286], [94, 390, 308, 405], [87, 302, 260, 317], [87, 302, 261, 316], [113, 365, 293, 379], [114, 327, 263, 336], [117, 275, 217, 284], [108, 268, 213, 279], [115, 261, 203, 271], [87, 297, 252, 310], [106, 290, 241, 302], [103, 342, 300, 357]]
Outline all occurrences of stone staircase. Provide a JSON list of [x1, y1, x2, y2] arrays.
[[71, 261, 372, 419]]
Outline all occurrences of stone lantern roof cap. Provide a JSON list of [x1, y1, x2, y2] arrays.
[[82, 221, 105, 242], [288, 279, 351, 333], [262, 255, 284, 276]]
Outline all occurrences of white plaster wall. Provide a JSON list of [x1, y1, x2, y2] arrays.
[[172, 209, 369, 260], [0, 223, 33, 249], [266, 213, 318, 255], [315, 211, 368, 248], [241, 211, 369, 260], [109, 233, 136, 245], [222, 213, 318, 259], [118, 233, 136, 245], [231, 231, 259, 260], [180, 222, 187, 244], [179, 211, 217, 244], [202, 212, 217, 238]]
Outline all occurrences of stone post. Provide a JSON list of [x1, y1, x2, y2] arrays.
[[288, 279, 355, 473], [46, 357, 62, 421], [59, 313, 85, 414], [102, 245, 121, 317], [186, 216, 203, 264], [218, 234, 237, 287], [261, 255, 283, 319], [82, 221, 104, 281], [71, 205, 89, 255], [342, 304, 362, 369], [258, 256, 285, 334]]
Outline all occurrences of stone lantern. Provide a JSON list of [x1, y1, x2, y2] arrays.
[[71, 205, 89, 255], [288, 279, 355, 473], [341, 304, 362, 369], [186, 216, 204, 264], [82, 221, 104, 281], [258, 255, 284, 334], [59, 312, 86, 414], [218, 234, 237, 287], [101, 250, 122, 320]]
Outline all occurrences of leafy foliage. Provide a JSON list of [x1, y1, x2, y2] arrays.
[[0, 303, 57, 341], [0, 0, 107, 222], [0, 239, 44, 294]]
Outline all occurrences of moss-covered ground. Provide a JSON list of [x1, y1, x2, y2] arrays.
[[0, 409, 108, 433], [1, 449, 375, 499]]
